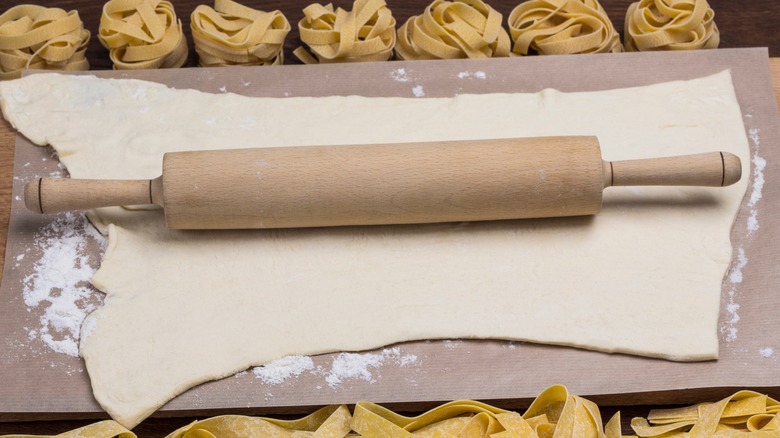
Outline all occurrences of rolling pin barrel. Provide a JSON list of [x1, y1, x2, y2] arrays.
[[163, 136, 605, 229], [22, 136, 742, 229]]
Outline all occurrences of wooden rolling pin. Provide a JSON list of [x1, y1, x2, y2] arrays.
[[24, 136, 741, 229]]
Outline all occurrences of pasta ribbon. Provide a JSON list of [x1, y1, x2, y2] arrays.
[[5, 387, 780, 437], [166, 385, 622, 437], [396, 0, 510, 60], [631, 390, 780, 436], [624, 0, 719, 51], [293, 0, 396, 64], [0, 5, 89, 80], [167, 405, 353, 437], [98, 0, 188, 70], [191, 0, 290, 67], [0, 420, 134, 438], [507, 0, 622, 56], [352, 385, 622, 437]]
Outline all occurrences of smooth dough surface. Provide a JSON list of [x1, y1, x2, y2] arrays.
[[0, 71, 748, 428]]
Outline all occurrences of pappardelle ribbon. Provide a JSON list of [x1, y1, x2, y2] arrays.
[[98, 0, 188, 69], [396, 0, 510, 60], [3, 386, 780, 437], [351, 385, 623, 437], [0, 5, 89, 80], [508, 0, 623, 55], [191, 0, 290, 67], [0, 420, 134, 438], [632, 390, 780, 436], [167, 405, 353, 437], [624, 0, 719, 51], [293, 0, 396, 64]]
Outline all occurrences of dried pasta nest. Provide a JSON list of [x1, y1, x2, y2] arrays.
[[507, 0, 622, 56], [98, 0, 189, 69], [624, 0, 719, 51], [293, 0, 396, 64], [0, 5, 90, 80], [396, 0, 510, 60], [191, 0, 290, 67]]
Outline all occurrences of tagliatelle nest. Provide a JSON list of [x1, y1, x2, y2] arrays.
[[508, 0, 622, 56], [293, 0, 396, 64], [98, 0, 189, 70], [191, 0, 290, 67], [624, 0, 719, 51], [0, 5, 90, 80], [396, 0, 510, 60]]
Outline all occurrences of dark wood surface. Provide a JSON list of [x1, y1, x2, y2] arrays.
[[1, 0, 779, 435]]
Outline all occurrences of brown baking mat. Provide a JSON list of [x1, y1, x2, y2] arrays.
[[1, 48, 778, 421]]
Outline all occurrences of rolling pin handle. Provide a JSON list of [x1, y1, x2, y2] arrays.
[[24, 178, 43, 214], [721, 152, 742, 186], [23, 177, 164, 214], [603, 152, 742, 188]]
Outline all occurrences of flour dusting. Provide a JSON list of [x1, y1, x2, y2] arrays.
[[412, 85, 425, 97], [325, 347, 418, 388], [719, 126, 764, 343], [22, 213, 105, 357], [390, 68, 411, 82], [325, 352, 385, 387], [443, 340, 461, 349], [252, 355, 315, 384], [721, 246, 746, 342], [759, 347, 774, 358], [746, 128, 765, 235], [457, 71, 487, 79], [728, 247, 748, 284], [244, 347, 419, 388]]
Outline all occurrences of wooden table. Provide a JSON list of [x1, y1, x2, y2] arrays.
[[1, 0, 779, 435]]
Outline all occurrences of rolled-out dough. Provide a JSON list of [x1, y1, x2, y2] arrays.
[[0, 71, 748, 428]]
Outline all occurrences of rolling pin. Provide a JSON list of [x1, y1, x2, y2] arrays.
[[24, 136, 741, 229]]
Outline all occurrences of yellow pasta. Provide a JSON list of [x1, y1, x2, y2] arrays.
[[0, 420, 134, 438], [4, 386, 780, 437], [293, 0, 396, 64], [624, 0, 719, 51], [395, 0, 510, 60], [352, 385, 622, 437], [507, 0, 622, 56], [631, 390, 780, 437], [0, 5, 89, 80], [167, 405, 354, 437], [98, 0, 188, 70], [191, 0, 290, 67]]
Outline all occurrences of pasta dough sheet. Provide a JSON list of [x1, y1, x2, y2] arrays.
[[0, 71, 749, 428]]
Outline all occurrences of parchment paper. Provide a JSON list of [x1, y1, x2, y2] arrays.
[[1, 47, 778, 420]]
